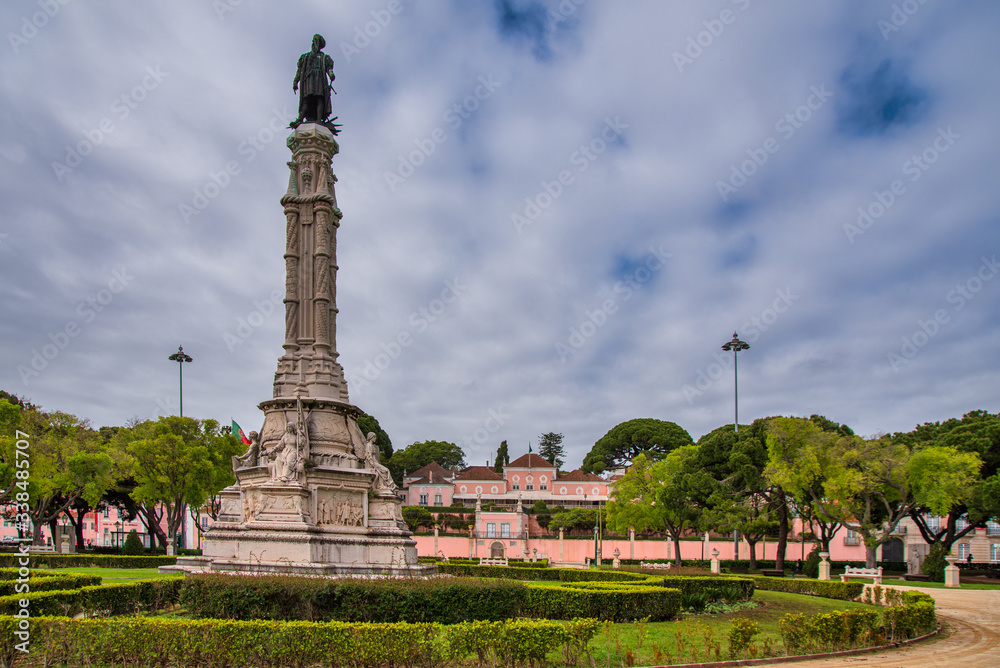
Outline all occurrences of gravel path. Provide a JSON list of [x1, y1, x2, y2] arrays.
[[782, 586, 1000, 667]]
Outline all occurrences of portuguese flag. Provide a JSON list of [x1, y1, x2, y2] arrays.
[[232, 420, 252, 446]]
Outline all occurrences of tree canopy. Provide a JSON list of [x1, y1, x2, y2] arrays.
[[387, 440, 466, 483], [125, 416, 241, 550], [494, 440, 510, 473], [357, 412, 393, 463], [582, 418, 693, 474], [537, 432, 565, 469]]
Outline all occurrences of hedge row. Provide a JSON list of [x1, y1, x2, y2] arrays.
[[749, 576, 865, 601], [180, 575, 528, 624], [525, 583, 680, 621], [0, 574, 102, 597], [0, 578, 182, 617], [0, 616, 602, 668], [780, 590, 935, 652], [437, 563, 643, 582], [0, 569, 66, 581], [179, 574, 677, 623], [0, 554, 177, 569]]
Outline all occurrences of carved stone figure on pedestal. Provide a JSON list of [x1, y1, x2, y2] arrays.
[[270, 423, 303, 483], [232, 431, 261, 472]]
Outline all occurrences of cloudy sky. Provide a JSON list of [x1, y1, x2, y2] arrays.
[[2, 0, 998, 469]]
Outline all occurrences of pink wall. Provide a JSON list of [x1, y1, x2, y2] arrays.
[[413, 534, 871, 563]]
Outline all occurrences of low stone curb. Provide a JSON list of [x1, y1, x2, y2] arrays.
[[632, 624, 940, 668]]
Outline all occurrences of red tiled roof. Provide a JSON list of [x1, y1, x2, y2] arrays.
[[408, 470, 451, 486], [407, 462, 452, 480], [555, 469, 605, 482], [507, 453, 556, 468], [454, 466, 503, 481]]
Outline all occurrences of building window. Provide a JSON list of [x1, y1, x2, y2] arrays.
[[512, 484, 520, 490], [103, 508, 110, 518], [419, 494, 428, 506], [958, 543, 970, 560], [991, 543, 1000, 562], [526, 485, 534, 491], [486, 523, 496, 538], [500, 523, 510, 538], [844, 529, 860, 546], [200, 517, 208, 529], [540, 485, 547, 490], [434, 494, 442, 506], [988, 521, 1000, 536], [956, 517, 969, 532]]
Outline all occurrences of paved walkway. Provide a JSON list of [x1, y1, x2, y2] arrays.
[[783, 586, 1000, 667]]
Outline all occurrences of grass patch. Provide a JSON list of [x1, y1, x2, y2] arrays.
[[35, 566, 177, 584], [581, 590, 882, 666]]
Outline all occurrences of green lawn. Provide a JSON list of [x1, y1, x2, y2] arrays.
[[36, 567, 179, 584], [583, 590, 883, 666]]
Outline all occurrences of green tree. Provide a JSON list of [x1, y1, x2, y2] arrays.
[[765, 417, 851, 554], [769, 421, 981, 568], [494, 440, 510, 474], [357, 412, 393, 463], [894, 410, 1000, 551], [402, 505, 433, 531], [126, 416, 241, 552], [387, 441, 466, 484], [537, 432, 565, 468], [606, 449, 702, 566], [582, 418, 693, 474], [10, 409, 115, 546], [548, 508, 596, 533]]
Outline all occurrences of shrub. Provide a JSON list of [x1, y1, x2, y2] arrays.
[[0, 574, 101, 597], [803, 545, 821, 579], [749, 576, 863, 600], [122, 530, 144, 555], [920, 542, 947, 582], [437, 563, 643, 582], [180, 574, 527, 624], [0, 554, 177, 569], [525, 583, 680, 621], [0, 616, 602, 668], [728, 617, 759, 659], [0, 578, 182, 617]]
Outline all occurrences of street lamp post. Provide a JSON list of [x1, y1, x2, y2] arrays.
[[721, 332, 749, 561], [168, 346, 193, 417]]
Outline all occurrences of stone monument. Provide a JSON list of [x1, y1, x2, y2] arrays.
[[170, 40, 425, 576]]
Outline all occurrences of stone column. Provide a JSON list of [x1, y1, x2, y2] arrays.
[[944, 555, 961, 588], [559, 528, 564, 563], [818, 552, 831, 580], [629, 526, 635, 560], [710, 548, 721, 574], [433, 524, 439, 558]]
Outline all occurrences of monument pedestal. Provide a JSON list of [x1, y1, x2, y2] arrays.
[[166, 123, 431, 577]]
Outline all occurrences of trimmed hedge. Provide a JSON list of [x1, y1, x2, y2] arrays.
[[0, 574, 102, 596], [180, 574, 528, 624], [525, 583, 681, 621], [779, 590, 935, 653], [0, 578, 182, 617], [0, 554, 177, 569], [0, 615, 602, 668], [179, 573, 675, 623], [0, 569, 66, 580], [749, 576, 864, 601], [438, 563, 643, 582]]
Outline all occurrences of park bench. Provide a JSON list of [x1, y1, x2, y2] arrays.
[[841, 566, 882, 584], [28, 545, 55, 553], [728, 566, 749, 574], [479, 557, 508, 566], [760, 569, 785, 577], [639, 561, 672, 570], [903, 574, 930, 581]]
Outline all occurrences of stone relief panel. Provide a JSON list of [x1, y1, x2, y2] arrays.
[[316, 491, 364, 528]]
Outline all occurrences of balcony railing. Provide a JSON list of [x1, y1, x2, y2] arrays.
[[843, 535, 860, 546]]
